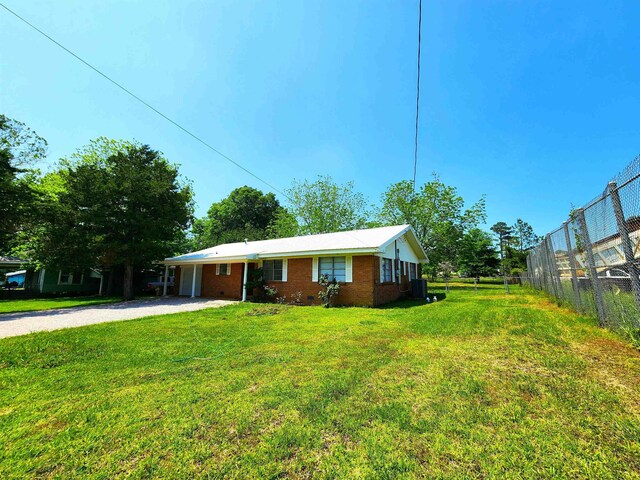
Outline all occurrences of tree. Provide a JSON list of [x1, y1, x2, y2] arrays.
[[266, 208, 300, 239], [285, 176, 370, 235], [512, 218, 541, 253], [23, 140, 194, 300], [192, 186, 284, 249], [0, 114, 47, 254], [378, 175, 486, 278], [458, 228, 500, 278], [0, 114, 47, 167], [491, 222, 513, 292]]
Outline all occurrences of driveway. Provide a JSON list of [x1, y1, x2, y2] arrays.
[[0, 297, 237, 339]]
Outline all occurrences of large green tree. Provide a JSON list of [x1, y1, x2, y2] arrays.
[[458, 228, 500, 278], [378, 176, 486, 277], [23, 139, 194, 300], [489, 219, 542, 275], [507, 218, 542, 273], [0, 114, 47, 254], [491, 221, 514, 290], [191, 186, 284, 249], [283, 176, 370, 236], [512, 218, 541, 253]]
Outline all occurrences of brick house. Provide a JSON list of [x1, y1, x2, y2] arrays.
[[163, 224, 428, 307]]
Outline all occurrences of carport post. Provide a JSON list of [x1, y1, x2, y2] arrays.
[[162, 265, 169, 296], [242, 260, 248, 302], [191, 264, 197, 298]]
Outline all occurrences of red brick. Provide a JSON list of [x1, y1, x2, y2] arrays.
[[176, 254, 414, 306]]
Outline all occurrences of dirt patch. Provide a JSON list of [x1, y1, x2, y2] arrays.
[[571, 336, 640, 412], [246, 306, 288, 317]]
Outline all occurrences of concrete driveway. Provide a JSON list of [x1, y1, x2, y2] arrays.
[[0, 297, 237, 339]]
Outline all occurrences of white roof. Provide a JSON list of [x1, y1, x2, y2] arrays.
[[166, 224, 428, 264]]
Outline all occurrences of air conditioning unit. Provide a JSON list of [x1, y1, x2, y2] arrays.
[[411, 279, 428, 298]]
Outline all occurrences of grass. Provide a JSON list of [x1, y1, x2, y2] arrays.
[[0, 296, 122, 314], [528, 278, 640, 345], [0, 283, 639, 478]]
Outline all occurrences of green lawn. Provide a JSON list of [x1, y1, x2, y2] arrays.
[[0, 284, 639, 478], [0, 296, 122, 314]]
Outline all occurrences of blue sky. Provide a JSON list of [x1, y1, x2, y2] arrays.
[[1, 0, 639, 235]]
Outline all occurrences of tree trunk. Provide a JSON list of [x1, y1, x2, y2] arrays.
[[123, 260, 134, 301], [106, 269, 114, 296]]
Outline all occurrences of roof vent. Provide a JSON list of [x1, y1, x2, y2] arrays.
[[244, 238, 248, 245]]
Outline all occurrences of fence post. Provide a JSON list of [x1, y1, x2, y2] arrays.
[[546, 233, 564, 301], [609, 181, 640, 309], [535, 247, 543, 290], [541, 236, 557, 299], [540, 242, 551, 294], [528, 250, 536, 289], [563, 221, 583, 312], [576, 207, 607, 327]]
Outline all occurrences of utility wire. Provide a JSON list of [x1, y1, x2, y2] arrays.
[[0, 2, 290, 200], [412, 0, 422, 191], [0, 3, 375, 249]]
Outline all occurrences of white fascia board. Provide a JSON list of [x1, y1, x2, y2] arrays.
[[163, 255, 253, 265], [258, 248, 377, 259], [6, 269, 27, 276], [407, 226, 429, 260], [164, 248, 379, 265], [377, 225, 428, 261], [377, 225, 411, 253]]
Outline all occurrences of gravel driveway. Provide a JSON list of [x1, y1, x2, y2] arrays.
[[0, 297, 236, 339]]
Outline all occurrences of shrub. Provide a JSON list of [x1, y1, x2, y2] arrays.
[[318, 274, 340, 308]]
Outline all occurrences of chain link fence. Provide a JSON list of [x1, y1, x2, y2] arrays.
[[521, 155, 640, 341]]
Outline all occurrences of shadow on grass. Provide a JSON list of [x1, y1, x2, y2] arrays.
[[379, 293, 447, 309]]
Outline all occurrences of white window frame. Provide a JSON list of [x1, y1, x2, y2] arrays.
[[381, 258, 393, 283], [216, 263, 231, 276], [58, 270, 83, 285], [409, 262, 417, 281], [318, 256, 347, 283], [263, 259, 284, 282]]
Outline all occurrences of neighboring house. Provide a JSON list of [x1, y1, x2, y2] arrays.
[[549, 216, 640, 291], [0, 256, 24, 286], [4, 267, 101, 294], [28, 268, 101, 294], [164, 224, 428, 306], [4, 270, 27, 288]]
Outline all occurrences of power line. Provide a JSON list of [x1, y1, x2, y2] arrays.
[[0, 2, 291, 200], [412, 0, 422, 191], [0, 2, 380, 249]]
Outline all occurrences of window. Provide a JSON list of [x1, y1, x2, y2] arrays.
[[382, 258, 393, 283], [409, 263, 417, 281], [319, 256, 346, 282], [263, 260, 283, 281], [58, 270, 82, 285], [217, 264, 230, 275], [598, 247, 621, 266]]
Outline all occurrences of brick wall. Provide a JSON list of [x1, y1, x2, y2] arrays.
[[265, 255, 376, 307], [175, 255, 410, 306], [201, 264, 244, 300], [371, 256, 409, 306]]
